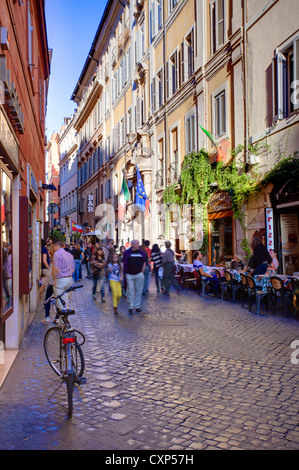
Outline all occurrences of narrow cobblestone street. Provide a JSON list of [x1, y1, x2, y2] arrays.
[[0, 277, 298, 451]]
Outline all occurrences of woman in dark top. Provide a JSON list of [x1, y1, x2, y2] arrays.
[[246, 237, 272, 275], [151, 244, 163, 292]]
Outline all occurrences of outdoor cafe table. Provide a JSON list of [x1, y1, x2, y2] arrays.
[[176, 264, 225, 275], [254, 274, 299, 292]]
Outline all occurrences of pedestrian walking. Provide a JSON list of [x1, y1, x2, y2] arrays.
[[141, 240, 152, 295], [162, 241, 181, 295], [40, 238, 52, 291], [84, 243, 92, 278], [41, 243, 55, 323], [123, 240, 147, 313], [71, 243, 84, 282], [119, 245, 127, 296], [105, 240, 115, 291], [108, 253, 123, 314], [52, 239, 75, 310], [151, 244, 163, 293], [91, 247, 106, 302]]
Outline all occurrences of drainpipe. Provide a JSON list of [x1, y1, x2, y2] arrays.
[[242, 0, 249, 169]]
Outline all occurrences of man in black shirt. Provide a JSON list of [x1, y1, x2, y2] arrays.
[[123, 240, 147, 313]]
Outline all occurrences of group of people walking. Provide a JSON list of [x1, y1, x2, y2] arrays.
[[41, 237, 181, 319]]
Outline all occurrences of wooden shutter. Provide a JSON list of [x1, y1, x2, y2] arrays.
[[19, 197, 30, 295], [216, 0, 224, 48], [293, 37, 299, 110], [180, 42, 184, 86], [165, 61, 169, 100], [272, 51, 286, 120]]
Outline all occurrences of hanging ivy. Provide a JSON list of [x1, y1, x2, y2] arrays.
[[163, 149, 299, 259], [163, 149, 260, 258], [260, 152, 299, 188]]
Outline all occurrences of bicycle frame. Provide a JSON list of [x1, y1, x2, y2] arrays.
[[43, 284, 86, 417]]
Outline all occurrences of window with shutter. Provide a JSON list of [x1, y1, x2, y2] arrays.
[[216, 0, 224, 48], [272, 37, 299, 121], [185, 113, 196, 153], [210, 0, 225, 55], [165, 61, 169, 100], [170, 51, 178, 96], [214, 90, 226, 138], [157, 69, 163, 108], [180, 42, 184, 86], [186, 29, 194, 79], [136, 96, 141, 128], [293, 37, 299, 110], [152, 77, 156, 112]]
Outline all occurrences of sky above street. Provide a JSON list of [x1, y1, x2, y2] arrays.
[[45, 0, 106, 139]]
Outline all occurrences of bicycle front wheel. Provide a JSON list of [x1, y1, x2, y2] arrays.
[[44, 327, 64, 376]]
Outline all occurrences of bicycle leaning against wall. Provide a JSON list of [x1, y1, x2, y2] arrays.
[[43, 284, 86, 417]]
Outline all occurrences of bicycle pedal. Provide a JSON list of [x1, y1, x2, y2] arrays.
[[76, 377, 87, 385]]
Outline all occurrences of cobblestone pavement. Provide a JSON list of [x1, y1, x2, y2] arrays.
[[0, 276, 299, 451]]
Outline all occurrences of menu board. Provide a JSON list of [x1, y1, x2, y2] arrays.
[[280, 213, 299, 275]]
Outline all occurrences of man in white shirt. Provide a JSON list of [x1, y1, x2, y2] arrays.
[[193, 251, 214, 279]]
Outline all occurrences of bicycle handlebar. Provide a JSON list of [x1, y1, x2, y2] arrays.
[[44, 284, 83, 306]]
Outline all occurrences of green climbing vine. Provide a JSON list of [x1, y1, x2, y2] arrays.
[[163, 148, 260, 258], [163, 148, 299, 259]]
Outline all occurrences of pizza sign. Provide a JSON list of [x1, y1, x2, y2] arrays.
[[265, 208, 274, 251]]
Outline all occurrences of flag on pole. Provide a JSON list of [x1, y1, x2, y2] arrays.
[[71, 221, 83, 233], [135, 165, 150, 217], [118, 174, 130, 221], [199, 125, 217, 147], [199, 125, 225, 162]]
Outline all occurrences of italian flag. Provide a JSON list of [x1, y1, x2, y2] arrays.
[[199, 125, 225, 161], [199, 125, 217, 147], [71, 221, 83, 233], [118, 175, 130, 221]]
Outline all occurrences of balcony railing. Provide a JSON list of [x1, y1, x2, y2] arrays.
[[155, 169, 164, 190], [168, 162, 179, 184]]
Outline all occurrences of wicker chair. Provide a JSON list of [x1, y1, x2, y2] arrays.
[[240, 273, 249, 308], [290, 277, 299, 315], [194, 269, 216, 298], [213, 269, 224, 298], [247, 275, 270, 315], [179, 266, 198, 291], [222, 270, 243, 303], [270, 276, 292, 316]]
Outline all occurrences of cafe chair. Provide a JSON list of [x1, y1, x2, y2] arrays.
[[213, 269, 224, 298], [175, 265, 182, 285], [247, 275, 270, 315], [240, 273, 249, 308], [222, 270, 243, 303], [290, 278, 299, 315], [194, 269, 216, 298], [179, 266, 198, 291], [270, 276, 292, 316]]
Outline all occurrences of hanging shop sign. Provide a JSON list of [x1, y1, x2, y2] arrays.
[[87, 194, 94, 212], [265, 207, 274, 251], [0, 105, 19, 172], [207, 190, 232, 214]]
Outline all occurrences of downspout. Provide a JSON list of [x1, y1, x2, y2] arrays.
[[242, 0, 249, 169]]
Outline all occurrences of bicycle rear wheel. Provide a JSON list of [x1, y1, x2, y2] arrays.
[[44, 327, 63, 376], [70, 341, 85, 378], [66, 372, 74, 417], [44, 328, 85, 377]]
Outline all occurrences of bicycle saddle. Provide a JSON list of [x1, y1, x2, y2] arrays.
[[57, 308, 75, 317]]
